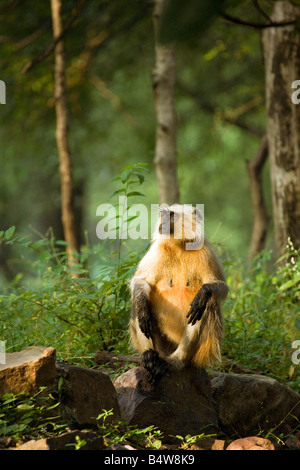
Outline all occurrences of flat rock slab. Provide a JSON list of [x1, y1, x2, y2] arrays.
[[0, 346, 56, 396], [114, 366, 218, 443]]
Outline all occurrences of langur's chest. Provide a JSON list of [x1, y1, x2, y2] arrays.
[[155, 272, 202, 290], [150, 273, 201, 314]]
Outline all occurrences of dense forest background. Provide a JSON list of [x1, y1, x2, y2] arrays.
[[0, 0, 269, 267], [0, 0, 299, 389]]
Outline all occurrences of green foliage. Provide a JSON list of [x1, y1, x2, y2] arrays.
[[0, 164, 149, 362], [223, 239, 300, 388], [0, 235, 134, 361], [0, 387, 64, 441], [0, 164, 147, 362], [96, 409, 163, 449], [174, 432, 217, 449]]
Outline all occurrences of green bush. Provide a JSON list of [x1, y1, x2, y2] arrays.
[[223, 239, 300, 389], [0, 164, 149, 363], [0, 387, 64, 440]]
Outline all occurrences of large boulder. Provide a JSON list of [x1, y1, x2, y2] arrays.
[[211, 372, 300, 437], [56, 362, 121, 426], [0, 346, 57, 396], [114, 366, 218, 443]]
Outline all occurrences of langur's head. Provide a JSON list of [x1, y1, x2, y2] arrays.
[[154, 204, 204, 250]]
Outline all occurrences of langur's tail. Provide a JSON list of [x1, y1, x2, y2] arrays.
[[193, 298, 223, 367]]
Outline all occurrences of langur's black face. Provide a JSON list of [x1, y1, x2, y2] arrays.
[[159, 209, 178, 235]]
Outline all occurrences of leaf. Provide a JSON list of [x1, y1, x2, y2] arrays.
[[126, 191, 146, 198], [158, 0, 232, 44], [295, 317, 300, 331], [4, 226, 16, 240], [16, 403, 34, 412], [120, 169, 131, 184], [279, 277, 299, 291]]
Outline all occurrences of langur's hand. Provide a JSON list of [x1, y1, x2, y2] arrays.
[[186, 284, 212, 325]]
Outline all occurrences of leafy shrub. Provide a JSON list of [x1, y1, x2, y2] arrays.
[[0, 387, 64, 441], [0, 164, 149, 363], [223, 239, 300, 389]]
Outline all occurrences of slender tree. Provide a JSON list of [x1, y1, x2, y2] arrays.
[[152, 0, 180, 205], [51, 0, 79, 265], [262, 1, 300, 256]]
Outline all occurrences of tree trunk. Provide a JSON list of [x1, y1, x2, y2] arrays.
[[262, 1, 300, 256], [152, 0, 180, 205], [246, 134, 269, 260], [51, 0, 79, 263]]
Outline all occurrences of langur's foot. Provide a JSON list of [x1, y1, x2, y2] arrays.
[[142, 349, 169, 384]]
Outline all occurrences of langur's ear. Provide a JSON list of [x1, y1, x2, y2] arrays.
[[159, 203, 170, 212], [159, 203, 170, 217]]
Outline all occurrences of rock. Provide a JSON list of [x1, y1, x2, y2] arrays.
[[284, 435, 300, 450], [13, 430, 104, 450], [226, 436, 275, 450], [211, 372, 300, 437], [14, 439, 50, 451], [0, 437, 16, 449], [56, 362, 120, 426], [114, 366, 218, 443], [0, 346, 57, 396], [189, 438, 226, 450]]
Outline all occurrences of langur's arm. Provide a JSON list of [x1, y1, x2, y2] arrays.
[[187, 246, 229, 326], [130, 277, 153, 339], [187, 280, 228, 325], [130, 243, 162, 339]]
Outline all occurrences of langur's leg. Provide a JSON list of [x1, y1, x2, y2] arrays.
[[130, 315, 169, 383], [130, 277, 169, 383]]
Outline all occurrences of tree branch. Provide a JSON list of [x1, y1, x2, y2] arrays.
[[22, 0, 85, 74], [178, 80, 264, 138], [221, 12, 297, 29]]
